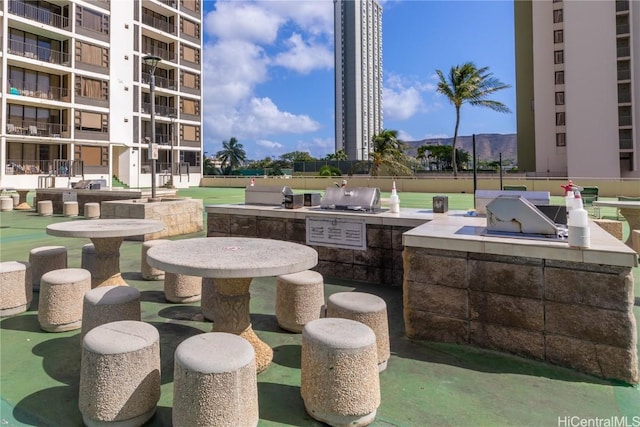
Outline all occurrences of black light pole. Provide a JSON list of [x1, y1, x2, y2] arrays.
[[472, 134, 477, 208], [169, 113, 176, 176], [499, 152, 503, 190], [143, 54, 162, 200]]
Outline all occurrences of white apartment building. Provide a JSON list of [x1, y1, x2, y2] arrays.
[[1, 0, 203, 190], [515, 0, 639, 178], [334, 0, 383, 161]]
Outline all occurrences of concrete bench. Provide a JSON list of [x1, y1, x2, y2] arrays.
[[0, 261, 32, 317], [81, 285, 141, 337], [276, 270, 325, 333], [326, 292, 391, 372], [301, 318, 380, 426], [475, 190, 550, 215], [38, 268, 91, 332], [172, 332, 258, 426], [79, 320, 160, 426]]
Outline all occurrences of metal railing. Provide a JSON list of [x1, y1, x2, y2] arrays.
[[141, 44, 176, 62], [141, 103, 177, 117], [7, 82, 69, 101], [142, 12, 176, 34], [142, 133, 171, 144], [141, 72, 177, 90], [6, 121, 68, 137], [8, 39, 70, 64], [8, 0, 69, 29]]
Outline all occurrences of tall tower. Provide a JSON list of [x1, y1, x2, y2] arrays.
[[1, 0, 203, 189], [515, 0, 639, 178], [334, 0, 383, 160]]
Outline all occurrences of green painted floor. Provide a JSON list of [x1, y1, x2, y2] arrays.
[[0, 189, 638, 426]]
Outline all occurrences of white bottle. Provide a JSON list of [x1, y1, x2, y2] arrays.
[[389, 181, 400, 214], [567, 192, 590, 248]]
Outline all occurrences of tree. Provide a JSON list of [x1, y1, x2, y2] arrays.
[[436, 62, 511, 177], [216, 137, 247, 175], [368, 129, 413, 177], [280, 151, 316, 163], [324, 149, 348, 161]]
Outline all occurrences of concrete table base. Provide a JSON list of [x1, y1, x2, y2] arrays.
[[90, 237, 127, 288]]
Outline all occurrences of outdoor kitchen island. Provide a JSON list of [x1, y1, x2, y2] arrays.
[[206, 201, 638, 384]]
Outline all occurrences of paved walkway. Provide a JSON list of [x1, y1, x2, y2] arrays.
[[0, 190, 638, 426]]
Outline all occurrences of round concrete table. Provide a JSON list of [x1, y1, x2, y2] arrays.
[[147, 237, 318, 373], [593, 200, 640, 249], [46, 219, 165, 288]]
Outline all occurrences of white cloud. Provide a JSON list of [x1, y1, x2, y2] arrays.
[[256, 139, 284, 149], [204, 1, 283, 43], [397, 130, 414, 141], [383, 73, 437, 121], [260, 1, 334, 36], [295, 136, 335, 157], [273, 33, 333, 74]]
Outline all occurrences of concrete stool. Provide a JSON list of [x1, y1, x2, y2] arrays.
[[0, 196, 13, 211], [37, 200, 53, 216], [301, 318, 380, 427], [63, 201, 79, 217], [80, 320, 160, 427], [81, 285, 141, 337], [141, 239, 170, 280], [327, 292, 391, 372], [38, 268, 91, 332], [173, 332, 258, 427], [276, 270, 325, 332], [164, 272, 202, 303], [84, 202, 100, 219], [29, 246, 68, 291], [81, 243, 97, 277], [0, 261, 32, 317]]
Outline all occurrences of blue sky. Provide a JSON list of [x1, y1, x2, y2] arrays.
[[202, 0, 516, 160]]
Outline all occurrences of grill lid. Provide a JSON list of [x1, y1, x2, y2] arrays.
[[320, 187, 381, 212]]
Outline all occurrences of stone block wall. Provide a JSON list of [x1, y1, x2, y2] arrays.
[[35, 190, 143, 215], [102, 198, 203, 240], [403, 247, 638, 384], [207, 213, 411, 286]]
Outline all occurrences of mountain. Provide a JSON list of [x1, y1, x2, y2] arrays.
[[402, 133, 517, 162]]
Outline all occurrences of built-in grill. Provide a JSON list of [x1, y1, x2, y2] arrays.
[[320, 187, 382, 213]]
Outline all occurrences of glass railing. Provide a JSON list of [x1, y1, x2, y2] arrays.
[[616, 1, 629, 12], [616, 24, 630, 35], [142, 13, 176, 34], [142, 133, 171, 145], [618, 115, 632, 126], [617, 47, 630, 58], [8, 0, 70, 29], [617, 69, 631, 80], [141, 103, 178, 117], [8, 39, 70, 64]]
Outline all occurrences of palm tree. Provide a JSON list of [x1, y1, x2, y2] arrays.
[[216, 137, 246, 175], [368, 129, 413, 176], [436, 62, 511, 177]]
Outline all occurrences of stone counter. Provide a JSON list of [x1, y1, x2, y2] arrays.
[[402, 214, 638, 384], [206, 204, 434, 286]]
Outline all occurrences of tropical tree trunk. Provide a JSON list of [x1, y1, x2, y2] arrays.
[[452, 106, 461, 178]]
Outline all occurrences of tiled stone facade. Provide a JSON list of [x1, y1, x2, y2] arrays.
[[403, 247, 638, 384], [207, 213, 412, 287], [102, 198, 203, 240]]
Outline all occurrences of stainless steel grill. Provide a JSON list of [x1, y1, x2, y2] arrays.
[[320, 187, 381, 213]]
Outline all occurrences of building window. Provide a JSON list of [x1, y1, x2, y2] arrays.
[[553, 9, 563, 23], [619, 106, 632, 127], [556, 112, 565, 126], [181, 18, 200, 38], [75, 110, 108, 132], [181, 124, 200, 142], [76, 41, 108, 67], [76, 76, 108, 100], [619, 129, 633, 149], [556, 133, 566, 147], [181, 71, 200, 89], [554, 30, 563, 44], [182, 0, 200, 12], [181, 45, 200, 64], [181, 98, 200, 116], [76, 6, 109, 34], [555, 71, 564, 85], [554, 50, 564, 64], [555, 92, 565, 105], [75, 145, 108, 166]]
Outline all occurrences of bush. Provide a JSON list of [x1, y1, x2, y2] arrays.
[[319, 165, 342, 177]]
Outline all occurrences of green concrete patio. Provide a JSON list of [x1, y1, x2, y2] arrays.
[[1, 188, 638, 426]]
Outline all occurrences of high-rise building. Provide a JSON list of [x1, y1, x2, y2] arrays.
[[334, 0, 383, 160], [515, 0, 639, 178], [1, 0, 203, 189]]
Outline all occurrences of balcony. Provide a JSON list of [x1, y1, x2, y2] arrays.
[[8, 40, 70, 65], [158, 0, 178, 9], [8, 0, 69, 30], [142, 13, 176, 34], [7, 82, 69, 101], [141, 103, 178, 117], [142, 133, 171, 145], [141, 45, 176, 63], [616, 24, 630, 35], [141, 72, 177, 90], [6, 120, 68, 138], [616, 0, 629, 12]]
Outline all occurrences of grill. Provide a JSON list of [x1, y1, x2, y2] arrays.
[[320, 187, 381, 213]]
